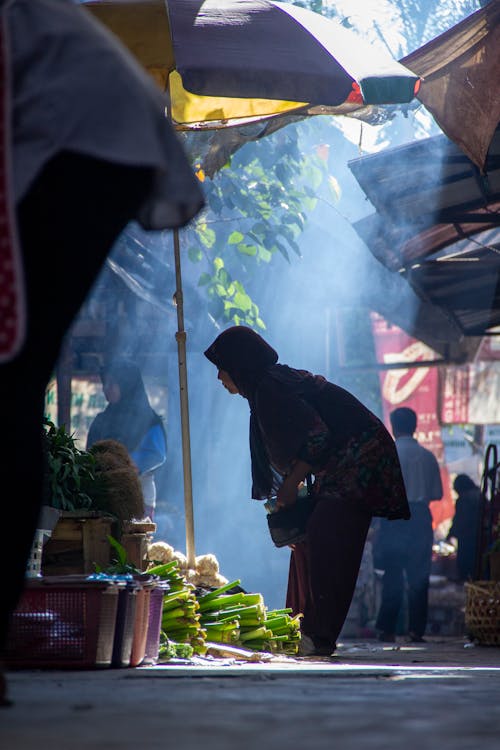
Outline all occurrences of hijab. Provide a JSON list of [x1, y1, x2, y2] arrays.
[[204, 325, 278, 398], [205, 327, 300, 497], [87, 358, 163, 452]]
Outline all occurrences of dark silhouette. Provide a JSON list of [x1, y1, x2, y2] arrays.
[[87, 359, 167, 520], [447, 474, 482, 581], [0, 0, 202, 704], [205, 326, 409, 656]]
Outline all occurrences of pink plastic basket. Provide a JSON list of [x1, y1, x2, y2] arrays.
[[129, 578, 158, 667], [143, 583, 168, 665]]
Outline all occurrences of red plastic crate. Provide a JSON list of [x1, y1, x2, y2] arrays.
[[5, 577, 120, 669]]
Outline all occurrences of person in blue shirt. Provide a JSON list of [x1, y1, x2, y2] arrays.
[[87, 359, 167, 520]]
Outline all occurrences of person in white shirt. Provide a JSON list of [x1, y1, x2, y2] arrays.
[[375, 407, 443, 643]]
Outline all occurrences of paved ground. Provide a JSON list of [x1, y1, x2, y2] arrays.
[[2, 637, 500, 750]]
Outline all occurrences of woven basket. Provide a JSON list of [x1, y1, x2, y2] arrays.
[[465, 581, 500, 646]]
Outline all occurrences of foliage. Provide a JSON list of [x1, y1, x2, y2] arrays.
[[183, 123, 336, 328], [94, 535, 143, 575], [43, 419, 97, 511], [176, 0, 482, 333]]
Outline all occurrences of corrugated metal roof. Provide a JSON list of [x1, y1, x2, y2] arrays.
[[348, 126, 500, 337]]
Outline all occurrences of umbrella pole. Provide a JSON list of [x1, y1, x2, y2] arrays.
[[173, 226, 196, 569]]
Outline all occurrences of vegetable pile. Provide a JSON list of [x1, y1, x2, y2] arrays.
[[147, 560, 207, 660], [198, 579, 302, 654], [147, 559, 302, 660]]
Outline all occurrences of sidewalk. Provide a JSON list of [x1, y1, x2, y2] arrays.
[[2, 636, 500, 750]]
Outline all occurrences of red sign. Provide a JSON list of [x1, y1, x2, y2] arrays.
[[371, 313, 454, 529], [441, 367, 470, 424]]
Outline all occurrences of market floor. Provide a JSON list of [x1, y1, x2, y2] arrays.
[[2, 637, 500, 750]]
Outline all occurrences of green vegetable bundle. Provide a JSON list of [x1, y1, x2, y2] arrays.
[[147, 561, 304, 657], [196, 580, 302, 654], [147, 560, 207, 656]]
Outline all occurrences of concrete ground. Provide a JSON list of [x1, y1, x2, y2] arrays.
[[1, 637, 500, 750]]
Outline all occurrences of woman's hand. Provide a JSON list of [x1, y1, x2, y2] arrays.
[[276, 476, 299, 509], [276, 459, 312, 509]]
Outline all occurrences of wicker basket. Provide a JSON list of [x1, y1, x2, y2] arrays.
[[464, 581, 500, 646]]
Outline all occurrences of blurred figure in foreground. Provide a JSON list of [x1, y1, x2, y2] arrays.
[[87, 359, 167, 520], [0, 0, 203, 704], [446, 474, 482, 581], [375, 407, 443, 643], [205, 326, 409, 657]]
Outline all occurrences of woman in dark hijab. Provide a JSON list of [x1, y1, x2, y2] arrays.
[[87, 358, 167, 519], [447, 473, 482, 581], [205, 326, 409, 656]]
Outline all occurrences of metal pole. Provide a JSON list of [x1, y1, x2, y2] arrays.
[[172, 226, 196, 569]]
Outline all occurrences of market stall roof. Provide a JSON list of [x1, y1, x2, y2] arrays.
[[348, 124, 500, 339], [401, 0, 500, 173]]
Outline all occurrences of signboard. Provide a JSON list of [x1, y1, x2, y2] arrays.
[[441, 362, 500, 424], [371, 313, 454, 529]]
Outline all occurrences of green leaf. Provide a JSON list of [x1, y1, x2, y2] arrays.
[[217, 268, 230, 286], [188, 246, 203, 263], [233, 291, 252, 311], [228, 231, 244, 245], [274, 240, 290, 262], [198, 225, 216, 248], [107, 535, 127, 567], [257, 246, 272, 263], [198, 273, 211, 287], [237, 244, 257, 257]]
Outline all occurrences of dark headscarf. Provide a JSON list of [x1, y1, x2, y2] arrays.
[[87, 358, 163, 452], [205, 327, 281, 496], [204, 326, 278, 398], [453, 474, 478, 494]]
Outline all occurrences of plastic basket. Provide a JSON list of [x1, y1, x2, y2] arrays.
[[143, 583, 168, 665], [5, 577, 120, 668], [111, 584, 139, 668], [465, 581, 500, 646], [129, 579, 156, 667], [25, 529, 48, 578]]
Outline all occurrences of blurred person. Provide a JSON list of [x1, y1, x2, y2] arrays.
[[446, 474, 482, 581], [375, 407, 443, 643], [204, 326, 409, 657], [0, 0, 203, 704], [87, 359, 167, 520]]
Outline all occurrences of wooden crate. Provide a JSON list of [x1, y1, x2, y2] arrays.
[[121, 520, 157, 571], [42, 512, 114, 575]]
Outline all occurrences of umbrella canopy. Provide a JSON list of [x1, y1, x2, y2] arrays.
[[86, 0, 420, 129], [84, 0, 421, 567]]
